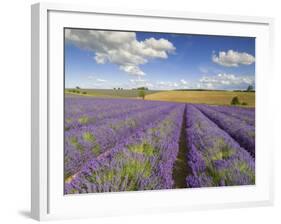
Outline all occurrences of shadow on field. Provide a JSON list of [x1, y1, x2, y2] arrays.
[[172, 106, 191, 188]]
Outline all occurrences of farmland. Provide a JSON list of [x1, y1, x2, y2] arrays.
[[145, 90, 255, 107], [65, 88, 162, 99], [64, 95, 255, 194]]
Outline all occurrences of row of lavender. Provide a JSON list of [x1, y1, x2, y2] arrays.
[[65, 98, 176, 178], [65, 96, 166, 130], [195, 104, 255, 157], [185, 104, 255, 187], [65, 96, 185, 193], [64, 95, 255, 193]]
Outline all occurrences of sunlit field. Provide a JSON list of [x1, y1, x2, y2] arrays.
[[145, 90, 255, 107]]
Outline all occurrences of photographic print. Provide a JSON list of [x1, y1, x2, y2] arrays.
[[64, 28, 255, 194]]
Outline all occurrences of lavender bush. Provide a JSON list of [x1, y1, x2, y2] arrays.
[[64, 95, 255, 194], [195, 104, 255, 157], [185, 104, 255, 187]]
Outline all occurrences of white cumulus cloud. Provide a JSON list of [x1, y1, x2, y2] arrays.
[[65, 29, 175, 77], [129, 78, 190, 90], [199, 73, 254, 90], [96, 78, 107, 83], [157, 81, 178, 88], [180, 79, 188, 85], [212, 50, 255, 67], [130, 78, 154, 88], [155, 80, 189, 90]]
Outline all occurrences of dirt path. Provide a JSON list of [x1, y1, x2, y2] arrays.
[[172, 106, 190, 188]]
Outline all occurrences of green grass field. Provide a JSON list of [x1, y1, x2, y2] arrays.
[[65, 89, 255, 107], [145, 90, 255, 107], [65, 88, 161, 99]]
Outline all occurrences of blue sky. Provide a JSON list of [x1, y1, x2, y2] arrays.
[[65, 29, 255, 90]]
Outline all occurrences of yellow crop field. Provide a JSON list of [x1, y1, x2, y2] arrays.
[[145, 90, 255, 107]]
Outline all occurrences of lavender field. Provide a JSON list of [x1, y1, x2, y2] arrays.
[[64, 95, 255, 194]]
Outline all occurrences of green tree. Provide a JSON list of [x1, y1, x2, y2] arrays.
[[137, 87, 148, 90], [247, 85, 254, 92], [231, 96, 240, 105], [138, 90, 145, 100]]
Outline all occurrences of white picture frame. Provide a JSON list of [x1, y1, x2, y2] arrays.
[[31, 2, 274, 221]]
